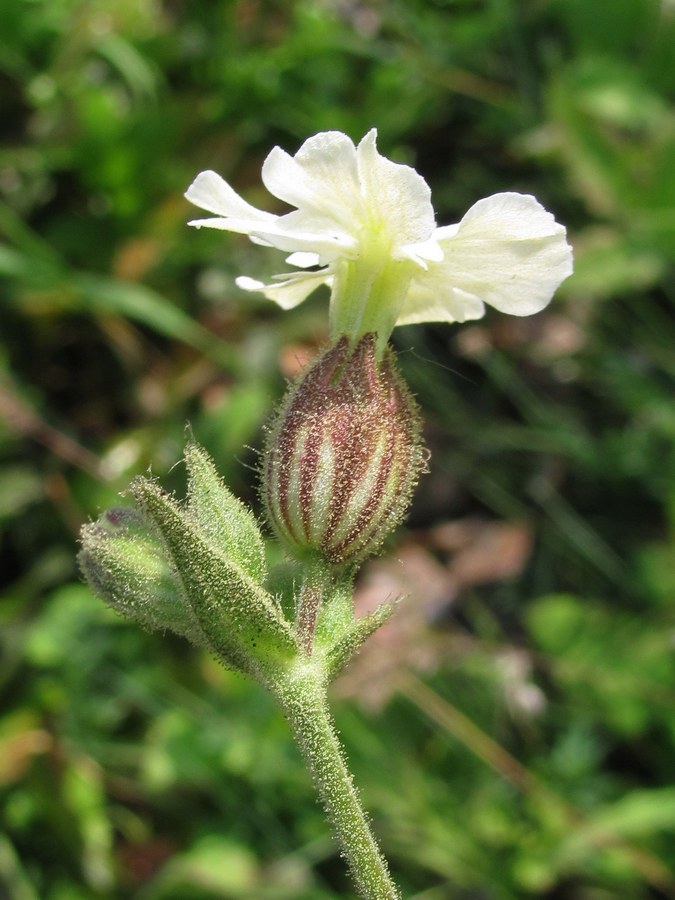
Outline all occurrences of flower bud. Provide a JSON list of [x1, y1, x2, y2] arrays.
[[80, 442, 298, 679], [263, 334, 425, 567], [79, 506, 203, 642]]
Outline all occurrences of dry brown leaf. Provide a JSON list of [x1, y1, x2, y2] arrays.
[[431, 519, 533, 588]]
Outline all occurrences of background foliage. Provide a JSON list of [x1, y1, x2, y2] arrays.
[[1, 1, 675, 897]]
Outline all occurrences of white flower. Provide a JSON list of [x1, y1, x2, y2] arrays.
[[185, 129, 573, 345]]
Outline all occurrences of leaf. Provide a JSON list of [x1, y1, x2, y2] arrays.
[[62, 756, 115, 891], [96, 34, 159, 101], [131, 477, 296, 677], [146, 835, 258, 896], [0, 465, 43, 521], [324, 598, 399, 683], [74, 273, 237, 368], [184, 442, 266, 585], [0, 834, 40, 900], [555, 787, 675, 868]]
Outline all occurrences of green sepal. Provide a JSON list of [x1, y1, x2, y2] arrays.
[[130, 477, 297, 678], [323, 597, 399, 683], [184, 441, 266, 585], [78, 507, 208, 646]]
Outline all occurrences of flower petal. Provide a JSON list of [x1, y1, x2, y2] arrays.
[[398, 283, 485, 325], [250, 215, 357, 263], [187, 136, 572, 341], [236, 270, 332, 310], [285, 251, 322, 268], [356, 129, 436, 247], [185, 170, 275, 223], [431, 193, 573, 317], [396, 236, 444, 268], [188, 216, 280, 236], [261, 132, 362, 230]]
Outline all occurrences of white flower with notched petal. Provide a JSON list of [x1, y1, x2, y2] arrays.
[[186, 129, 573, 349]]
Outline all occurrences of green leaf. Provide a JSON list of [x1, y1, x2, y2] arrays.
[[0, 465, 43, 521], [0, 834, 39, 900], [555, 787, 675, 868], [74, 273, 237, 369], [324, 598, 399, 683], [62, 756, 115, 891], [146, 835, 258, 896], [184, 442, 266, 585], [131, 477, 297, 678], [526, 594, 586, 655], [96, 34, 159, 101]]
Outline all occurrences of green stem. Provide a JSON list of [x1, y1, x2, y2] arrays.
[[296, 557, 330, 655], [274, 663, 401, 900]]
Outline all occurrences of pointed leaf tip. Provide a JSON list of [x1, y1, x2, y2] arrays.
[[184, 442, 267, 584], [130, 475, 297, 675]]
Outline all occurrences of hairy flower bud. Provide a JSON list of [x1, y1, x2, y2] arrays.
[[263, 334, 425, 567], [80, 443, 297, 679], [79, 506, 202, 642]]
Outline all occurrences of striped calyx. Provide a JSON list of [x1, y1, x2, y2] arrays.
[[263, 334, 425, 567]]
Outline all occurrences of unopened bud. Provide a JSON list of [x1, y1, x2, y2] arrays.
[[79, 506, 203, 642], [263, 334, 425, 567]]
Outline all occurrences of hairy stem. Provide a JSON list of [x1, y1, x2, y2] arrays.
[[296, 558, 331, 655], [274, 663, 400, 900]]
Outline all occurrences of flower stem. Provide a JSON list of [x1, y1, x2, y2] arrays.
[[296, 557, 330, 655], [274, 663, 401, 899]]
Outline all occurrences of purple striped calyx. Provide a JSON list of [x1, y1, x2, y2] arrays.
[[263, 334, 425, 567]]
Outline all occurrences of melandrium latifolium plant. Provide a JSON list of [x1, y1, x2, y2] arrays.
[[80, 129, 573, 899]]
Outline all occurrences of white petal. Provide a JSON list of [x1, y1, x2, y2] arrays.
[[398, 282, 486, 325], [188, 215, 280, 236], [395, 236, 444, 267], [261, 132, 362, 230], [285, 251, 321, 267], [434, 223, 460, 240], [431, 192, 573, 317], [249, 218, 356, 263], [185, 170, 275, 223], [356, 129, 436, 247], [249, 233, 276, 247], [274, 209, 358, 260], [236, 269, 332, 310]]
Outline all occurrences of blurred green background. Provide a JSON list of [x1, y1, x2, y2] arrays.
[[1, 1, 675, 897]]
